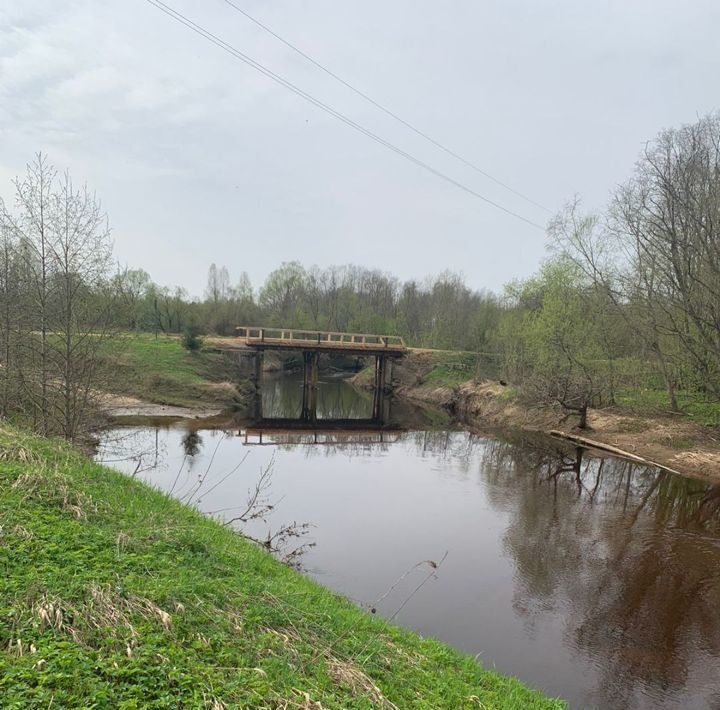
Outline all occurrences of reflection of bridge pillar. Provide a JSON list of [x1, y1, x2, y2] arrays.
[[372, 354, 388, 420], [301, 351, 319, 421], [252, 351, 264, 419]]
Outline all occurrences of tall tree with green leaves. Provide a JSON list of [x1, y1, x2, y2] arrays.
[[508, 258, 608, 429]]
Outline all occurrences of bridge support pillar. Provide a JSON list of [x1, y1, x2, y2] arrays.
[[301, 351, 320, 421], [252, 351, 264, 419]]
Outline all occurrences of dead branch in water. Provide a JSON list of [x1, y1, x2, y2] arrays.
[[221, 455, 315, 566]]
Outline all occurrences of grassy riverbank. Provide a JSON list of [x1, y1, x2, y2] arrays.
[[0, 424, 562, 708], [353, 349, 482, 390], [99, 334, 240, 408]]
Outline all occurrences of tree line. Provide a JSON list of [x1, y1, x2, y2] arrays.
[[504, 113, 720, 426], [110, 259, 503, 353], [2, 113, 719, 438]]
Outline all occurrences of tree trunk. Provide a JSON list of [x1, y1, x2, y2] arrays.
[[578, 404, 588, 430]]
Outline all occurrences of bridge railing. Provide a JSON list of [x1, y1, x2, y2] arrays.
[[236, 326, 406, 350]]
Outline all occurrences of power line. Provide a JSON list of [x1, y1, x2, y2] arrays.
[[221, 0, 550, 214], [144, 0, 545, 230]]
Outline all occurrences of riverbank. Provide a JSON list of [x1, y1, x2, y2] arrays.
[[0, 423, 562, 708], [99, 334, 243, 409], [367, 350, 720, 482], [98, 334, 363, 416]]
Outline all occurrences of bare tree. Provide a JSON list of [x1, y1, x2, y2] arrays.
[[233, 271, 253, 302], [6, 154, 57, 432], [205, 263, 230, 304], [47, 171, 113, 440], [0, 154, 116, 441], [611, 114, 720, 400], [0, 206, 20, 417], [113, 268, 151, 330]]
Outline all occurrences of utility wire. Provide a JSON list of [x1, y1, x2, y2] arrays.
[[145, 0, 544, 230], [221, 0, 550, 213]]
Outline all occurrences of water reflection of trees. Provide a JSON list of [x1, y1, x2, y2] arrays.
[[181, 430, 203, 457], [268, 429, 487, 463], [96, 426, 169, 477], [481, 438, 720, 708]]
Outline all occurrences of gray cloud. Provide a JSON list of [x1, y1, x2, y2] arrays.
[[1, 0, 718, 296]]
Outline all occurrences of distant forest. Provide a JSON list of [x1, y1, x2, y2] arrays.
[[116, 261, 499, 352], [2, 113, 720, 437]]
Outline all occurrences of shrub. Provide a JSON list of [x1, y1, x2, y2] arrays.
[[181, 326, 203, 352]]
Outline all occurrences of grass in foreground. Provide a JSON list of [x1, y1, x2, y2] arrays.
[[0, 425, 563, 709], [100, 333, 238, 407]]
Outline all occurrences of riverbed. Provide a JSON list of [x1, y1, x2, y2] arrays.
[[96, 373, 720, 709]]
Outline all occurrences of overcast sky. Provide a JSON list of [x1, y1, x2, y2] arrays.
[[1, 1, 718, 297]]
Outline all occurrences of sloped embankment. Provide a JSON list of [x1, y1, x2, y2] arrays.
[[0, 424, 562, 709], [100, 334, 242, 410]]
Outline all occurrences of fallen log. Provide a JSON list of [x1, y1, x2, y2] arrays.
[[548, 430, 685, 477]]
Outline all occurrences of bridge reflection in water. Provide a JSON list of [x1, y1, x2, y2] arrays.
[[241, 423, 403, 447], [232, 326, 406, 423], [244, 378, 401, 446]]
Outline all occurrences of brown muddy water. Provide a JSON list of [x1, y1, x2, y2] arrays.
[[96, 373, 720, 709]]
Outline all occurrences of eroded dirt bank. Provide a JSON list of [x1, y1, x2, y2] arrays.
[[98, 391, 224, 419], [344, 349, 720, 481], [397, 379, 720, 483]]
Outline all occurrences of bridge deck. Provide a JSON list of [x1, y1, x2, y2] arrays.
[[235, 326, 407, 355]]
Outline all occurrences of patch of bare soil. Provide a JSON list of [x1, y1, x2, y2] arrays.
[[571, 409, 720, 482], [97, 392, 223, 419], [399, 379, 720, 482]]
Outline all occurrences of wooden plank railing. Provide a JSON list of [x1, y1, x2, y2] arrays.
[[235, 326, 406, 350]]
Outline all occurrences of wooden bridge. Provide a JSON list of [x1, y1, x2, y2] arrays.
[[233, 326, 406, 422], [235, 326, 406, 356]]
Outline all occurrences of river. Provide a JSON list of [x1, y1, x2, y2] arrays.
[[96, 373, 720, 709]]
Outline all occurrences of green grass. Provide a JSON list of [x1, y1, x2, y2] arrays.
[[0, 425, 563, 709], [615, 388, 720, 426], [413, 352, 485, 390], [100, 334, 239, 408], [419, 365, 474, 389]]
